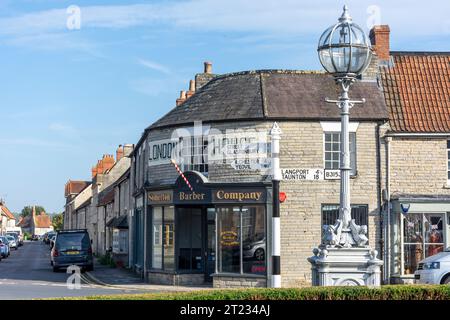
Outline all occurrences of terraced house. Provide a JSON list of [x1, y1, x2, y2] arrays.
[[128, 49, 387, 287], [373, 25, 450, 284]]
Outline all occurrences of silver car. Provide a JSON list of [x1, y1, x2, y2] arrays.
[[6, 235, 17, 250], [0, 236, 10, 258]]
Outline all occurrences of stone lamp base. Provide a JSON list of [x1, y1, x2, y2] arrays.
[[308, 246, 383, 286]]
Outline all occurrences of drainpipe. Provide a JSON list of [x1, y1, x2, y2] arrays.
[[385, 136, 392, 283], [270, 122, 282, 288]]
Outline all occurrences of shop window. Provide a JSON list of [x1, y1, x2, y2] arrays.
[[217, 206, 266, 275], [218, 207, 241, 273], [321, 204, 368, 240], [403, 213, 445, 275], [152, 207, 163, 269], [324, 132, 357, 176], [151, 206, 175, 270], [163, 207, 175, 270]]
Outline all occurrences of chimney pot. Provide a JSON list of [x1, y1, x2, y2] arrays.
[[189, 79, 195, 92], [116, 145, 124, 162], [204, 61, 212, 74], [176, 90, 187, 106]]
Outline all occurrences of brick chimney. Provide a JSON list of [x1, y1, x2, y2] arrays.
[[116, 145, 124, 162], [92, 165, 98, 178], [369, 25, 390, 62], [186, 79, 196, 99], [101, 154, 115, 172], [204, 61, 212, 74], [176, 90, 187, 106], [195, 61, 215, 91]]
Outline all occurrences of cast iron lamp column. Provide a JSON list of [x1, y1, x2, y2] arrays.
[[318, 5, 372, 247]]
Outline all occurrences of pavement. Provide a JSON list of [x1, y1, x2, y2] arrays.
[[85, 257, 213, 292], [0, 240, 209, 299]]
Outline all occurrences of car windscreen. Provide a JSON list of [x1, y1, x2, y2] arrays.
[[56, 233, 90, 251], [6, 236, 14, 241]]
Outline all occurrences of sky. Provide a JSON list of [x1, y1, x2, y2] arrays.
[[0, 0, 449, 214]]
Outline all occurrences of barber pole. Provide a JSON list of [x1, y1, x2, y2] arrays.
[[270, 122, 282, 288], [170, 159, 194, 191]]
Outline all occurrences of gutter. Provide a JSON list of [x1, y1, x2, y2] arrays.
[[385, 133, 450, 137]]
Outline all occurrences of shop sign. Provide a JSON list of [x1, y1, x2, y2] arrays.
[[213, 189, 267, 203], [230, 158, 271, 171], [148, 139, 178, 166], [147, 190, 173, 205], [281, 168, 324, 181], [220, 231, 239, 247]]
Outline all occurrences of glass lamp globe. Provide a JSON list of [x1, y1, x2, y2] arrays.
[[318, 5, 372, 79]]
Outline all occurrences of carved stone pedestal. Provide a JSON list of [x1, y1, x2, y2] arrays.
[[308, 246, 383, 286]]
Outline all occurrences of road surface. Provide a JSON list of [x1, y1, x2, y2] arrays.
[[0, 240, 142, 299]]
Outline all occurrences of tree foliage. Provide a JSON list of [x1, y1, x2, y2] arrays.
[[52, 213, 64, 231], [20, 205, 46, 218]]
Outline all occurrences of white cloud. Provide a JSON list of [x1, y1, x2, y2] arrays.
[[0, 1, 448, 39], [138, 58, 171, 74]]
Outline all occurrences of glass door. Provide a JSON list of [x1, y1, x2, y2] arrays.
[[205, 208, 216, 282]]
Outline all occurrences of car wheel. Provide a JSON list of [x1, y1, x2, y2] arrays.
[[443, 275, 450, 284], [86, 264, 94, 272], [254, 248, 265, 261]]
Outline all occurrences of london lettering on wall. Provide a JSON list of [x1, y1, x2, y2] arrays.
[[148, 139, 178, 166]]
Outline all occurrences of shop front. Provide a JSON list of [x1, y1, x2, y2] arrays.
[[389, 195, 450, 284], [146, 171, 271, 287]]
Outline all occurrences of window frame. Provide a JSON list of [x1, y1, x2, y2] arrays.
[[323, 131, 357, 176]]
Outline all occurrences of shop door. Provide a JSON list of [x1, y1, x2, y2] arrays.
[[204, 208, 216, 282]]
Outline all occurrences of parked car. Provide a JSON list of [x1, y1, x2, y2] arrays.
[[0, 237, 10, 258], [243, 235, 266, 261], [49, 235, 56, 249], [44, 232, 56, 244], [6, 232, 22, 247], [5, 235, 18, 250], [415, 247, 450, 284], [50, 229, 93, 272]]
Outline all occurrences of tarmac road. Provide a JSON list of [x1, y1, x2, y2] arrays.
[[0, 240, 143, 300]]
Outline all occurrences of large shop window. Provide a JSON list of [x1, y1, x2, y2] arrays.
[[403, 213, 445, 275], [324, 132, 357, 176], [217, 206, 266, 275], [321, 204, 369, 239], [151, 206, 175, 270]]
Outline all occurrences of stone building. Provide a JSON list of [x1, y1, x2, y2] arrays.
[[373, 26, 450, 284], [0, 200, 16, 235], [64, 144, 134, 262], [129, 59, 387, 287]]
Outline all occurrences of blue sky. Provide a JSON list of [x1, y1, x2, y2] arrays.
[[0, 0, 449, 214]]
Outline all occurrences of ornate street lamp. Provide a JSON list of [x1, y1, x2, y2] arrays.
[[318, 5, 371, 248], [308, 5, 382, 287]]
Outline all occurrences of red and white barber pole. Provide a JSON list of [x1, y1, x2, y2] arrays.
[[270, 122, 282, 288]]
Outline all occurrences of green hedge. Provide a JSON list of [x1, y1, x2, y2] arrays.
[[49, 285, 450, 300]]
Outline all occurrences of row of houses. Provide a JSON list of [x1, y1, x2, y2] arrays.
[[0, 200, 17, 235], [64, 24, 450, 288]]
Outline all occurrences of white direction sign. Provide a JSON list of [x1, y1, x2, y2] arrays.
[[281, 168, 324, 181]]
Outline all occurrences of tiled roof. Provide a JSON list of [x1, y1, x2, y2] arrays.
[[148, 70, 388, 130], [65, 180, 90, 197], [98, 187, 115, 206], [380, 52, 450, 132], [34, 213, 52, 228], [0, 205, 15, 220]]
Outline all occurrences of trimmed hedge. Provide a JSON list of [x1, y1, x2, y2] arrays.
[[49, 285, 450, 300]]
